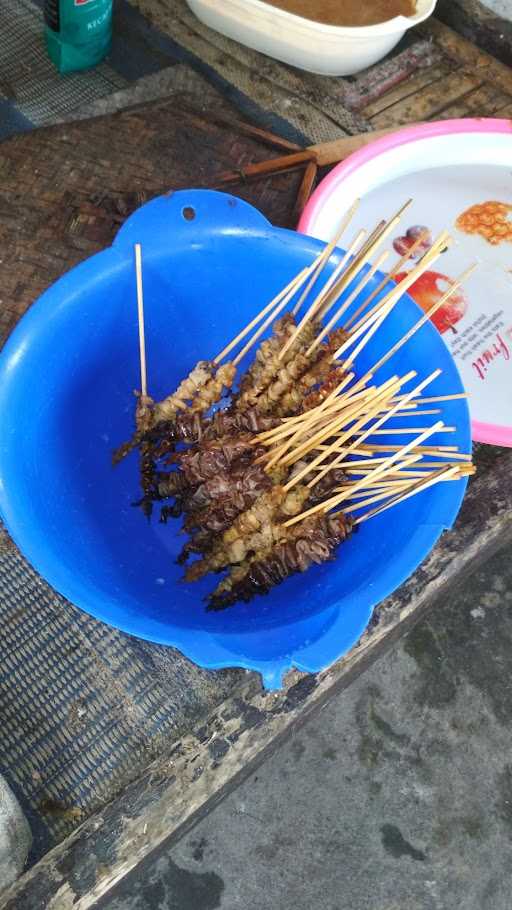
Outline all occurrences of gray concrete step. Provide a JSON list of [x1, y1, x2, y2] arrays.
[[97, 537, 512, 910]]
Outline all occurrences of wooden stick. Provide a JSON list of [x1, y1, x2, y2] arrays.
[[134, 243, 148, 398], [351, 426, 455, 436], [283, 453, 424, 528], [345, 232, 451, 342], [364, 264, 476, 378], [346, 477, 449, 512], [343, 227, 431, 331], [343, 459, 466, 473], [308, 124, 425, 167], [315, 227, 387, 323], [214, 123, 425, 180], [306, 251, 389, 356], [334, 233, 450, 365], [282, 375, 406, 488], [255, 372, 357, 448], [215, 264, 312, 364], [313, 201, 412, 325], [310, 369, 439, 488], [280, 230, 366, 359], [376, 408, 441, 418], [311, 221, 386, 326], [275, 385, 384, 474], [174, 100, 302, 153], [217, 149, 318, 184], [359, 443, 458, 452], [262, 388, 375, 468], [329, 422, 446, 503], [262, 381, 377, 468], [393, 393, 468, 405], [292, 199, 360, 316], [355, 465, 463, 524], [293, 160, 318, 221], [231, 264, 319, 367]]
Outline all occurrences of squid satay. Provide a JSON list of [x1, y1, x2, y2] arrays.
[[184, 462, 273, 513], [274, 329, 348, 416], [178, 436, 264, 484], [117, 360, 235, 462], [246, 325, 346, 417], [184, 482, 314, 581], [182, 461, 347, 568], [237, 314, 295, 395], [300, 365, 348, 411], [177, 463, 279, 563], [235, 315, 319, 410], [151, 360, 215, 423], [207, 512, 354, 610], [113, 405, 281, 465]]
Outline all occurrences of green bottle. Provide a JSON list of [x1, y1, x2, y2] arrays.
[[44, 0, 113, 74]]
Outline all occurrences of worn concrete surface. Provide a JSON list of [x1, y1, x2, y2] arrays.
[[99, 538, 512, 910], [0, 777, 31, 893], [480, 0, 511, 19]]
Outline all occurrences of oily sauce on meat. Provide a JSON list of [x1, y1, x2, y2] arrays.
[[262, 0, 416, 27]]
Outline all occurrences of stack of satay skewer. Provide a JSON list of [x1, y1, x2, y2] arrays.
[[113, 200, 475, 610]]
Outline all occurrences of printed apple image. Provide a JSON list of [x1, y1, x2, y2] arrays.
[[393, 225, 433, 259], [394, 270, 468, 335]]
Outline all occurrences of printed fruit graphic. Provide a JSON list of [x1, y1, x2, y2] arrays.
[[393, 225, 433, 259], [456, 200, 512, 246], [394, 270, 468, 335]]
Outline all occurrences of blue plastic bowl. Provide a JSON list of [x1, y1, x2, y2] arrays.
[[0, 190, 470, 688]]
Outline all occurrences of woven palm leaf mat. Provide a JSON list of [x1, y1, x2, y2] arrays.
[[2, 2, 512, 869]]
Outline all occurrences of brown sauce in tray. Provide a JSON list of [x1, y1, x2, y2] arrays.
[[262, 0, 416, 27]]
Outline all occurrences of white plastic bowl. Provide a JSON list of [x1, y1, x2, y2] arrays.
[[185, 0, 437, 76]]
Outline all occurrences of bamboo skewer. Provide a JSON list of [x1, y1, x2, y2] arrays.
[[231, 264, 319, 368], [282, 452, 424, 528], [310, 369, 440, 488], [355, 465, 463, 524], [321, 422, 446, 508], [362, 265, 476, 379], [392, 393, 468, 405], [259, 375, 361, 466], [281, 202, 411, 362], [214, 265, 311, 364], [292, 198, 360, 316], [346, 474, 458, 513], [313, 201, 413, 325], [261, 383, 380, 470], [351, 426, 455, 436], [332, 233, 451, 365], [279, 230, 366, 359], [262, 384, 379, 469], [284, 416, 451, 529], [281, 375, 408, 489], [134, 243, 148, 399], [346, 234, 451, 341], [254, 372, 357, 448], [343, 228, 431, 331], [306, 251, 389, 356]]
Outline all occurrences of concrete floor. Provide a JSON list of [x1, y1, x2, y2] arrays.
[[100, 539, 512, 910], [481, 0, 512, 20]]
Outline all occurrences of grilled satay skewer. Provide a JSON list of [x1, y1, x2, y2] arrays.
[[207, 512, 354, 610], [184, 475, 328, 581]]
